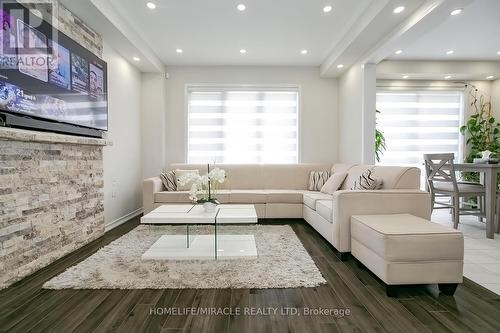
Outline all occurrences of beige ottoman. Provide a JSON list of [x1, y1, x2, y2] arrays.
[[350, 214, 464, 297]]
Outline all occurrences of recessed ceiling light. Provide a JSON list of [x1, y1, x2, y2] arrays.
[[486, 75, 494, 80], [146, 2, 156, 10], [402, 75, 409, 79], [393, 6, 405, 14], [176, 48, 183, 54], [237, 4, 246, 11], [497, 51, 500, 55], [323, 5, 333, 13], [395, 50, 403, 55], [446, 50, 454, 55], [301, 49, 308, 55], [444, 75, 452, 79], [240, 49, 247, 54], [132, 56, 140, 62], [450, 8, 463, 16], [337, 64, 344, 69]]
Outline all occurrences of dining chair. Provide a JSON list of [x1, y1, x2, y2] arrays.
[[424, 153, 486, 229]]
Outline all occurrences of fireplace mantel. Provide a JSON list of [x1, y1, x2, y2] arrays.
[[0, 127, 112, 146]]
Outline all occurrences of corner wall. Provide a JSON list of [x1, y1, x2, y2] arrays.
[[102, 42, 143, 230], [141, 73, 167, 179], [338, 63, 376, 164]]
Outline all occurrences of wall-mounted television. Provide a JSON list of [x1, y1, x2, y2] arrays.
[[0, 1, 107, 137]]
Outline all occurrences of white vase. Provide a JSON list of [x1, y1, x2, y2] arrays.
[[203, 202, 217, 213]]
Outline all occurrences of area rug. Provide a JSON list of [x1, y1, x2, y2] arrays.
[[43, 224, 326, 289]]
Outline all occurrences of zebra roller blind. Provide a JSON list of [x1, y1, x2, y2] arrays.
[[376, 90, 463, 166], [187, 87, 299, 164]]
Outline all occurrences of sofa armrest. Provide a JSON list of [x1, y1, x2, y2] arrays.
[[143, 177, 164, 214], [332, 189, 431, 252]]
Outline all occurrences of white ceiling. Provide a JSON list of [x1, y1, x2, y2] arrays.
[[60, 0, 500, 77], [107, 0, 372, 66], [387, 0, 500, 61]]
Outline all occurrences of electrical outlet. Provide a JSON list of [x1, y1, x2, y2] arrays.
[[111, 178, 118, 198]]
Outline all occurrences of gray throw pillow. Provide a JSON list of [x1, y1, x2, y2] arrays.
[[308, 171, 331, 191], [351, 169, 383, 190], [160, 170, 177, 191]]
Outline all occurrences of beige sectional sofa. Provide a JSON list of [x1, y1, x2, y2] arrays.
[[143, 163, 432, 256]]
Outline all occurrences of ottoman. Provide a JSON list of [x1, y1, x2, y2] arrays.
[[350, 214, 464, 297]]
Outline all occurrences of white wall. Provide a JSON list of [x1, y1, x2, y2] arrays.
[[338, 63, 376, 164], [102, 42, 143, 228], [161, 66, 338, 166], [141, 73, 167, 178]]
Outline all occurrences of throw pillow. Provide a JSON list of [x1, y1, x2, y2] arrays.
[[175, 169, 200, 191], [308, 171, 331, 191], [321, 172, 348, 194], [351, 169, 383, 190], [160, 170, 177, 191]]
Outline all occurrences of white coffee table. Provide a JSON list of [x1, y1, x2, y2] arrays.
[[140, 204, 258, 260]]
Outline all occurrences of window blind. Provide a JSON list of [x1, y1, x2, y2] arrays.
[[187, 87, 299, 164], [376, 90, 463, 167]]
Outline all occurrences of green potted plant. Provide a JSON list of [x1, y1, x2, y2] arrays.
[[459, 83, 500, 184], [375, 110, 387, 163]]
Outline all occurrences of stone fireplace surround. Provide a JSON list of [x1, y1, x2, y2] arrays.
[[0, 127, 111, 289]]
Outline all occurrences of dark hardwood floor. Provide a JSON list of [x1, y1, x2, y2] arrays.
[[1, 217, 500, 333]]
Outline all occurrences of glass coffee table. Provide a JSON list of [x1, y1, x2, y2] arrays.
[[140, 204, 258, 260]]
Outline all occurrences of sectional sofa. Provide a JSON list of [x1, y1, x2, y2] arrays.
[[143, 163, 431, 257]]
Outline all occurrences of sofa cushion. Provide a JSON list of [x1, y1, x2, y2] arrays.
[[169, 163, 333, 190], [351, 169, 383, 190], [154, 191, 191, 203], [321, 172, 347, 194], [160, 170, 176, 191], [175, 169, 199, 190], [265, 190, 303, 203], [229, 190, 268, 203], [331, 163, 357, 174], [308, 171, 331, 191], [316, 200, 333, 222], [341, 165, 420, 190], [155, 190, 231, 203], [351, 214, 463, 262], [303, 191, 332, 210]]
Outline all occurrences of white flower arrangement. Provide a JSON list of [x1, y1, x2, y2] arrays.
[[177, 165, 226, 204]]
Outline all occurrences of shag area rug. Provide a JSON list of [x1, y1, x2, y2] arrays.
[[43, 225, 326, 289]]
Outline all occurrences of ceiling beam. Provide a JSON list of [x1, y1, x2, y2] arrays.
[[320, 0, 477, 78], [319, 0, 390, 78], [362, 0, 475, 64]]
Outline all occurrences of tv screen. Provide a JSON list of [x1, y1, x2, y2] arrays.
[[0, 1, 108, 132]]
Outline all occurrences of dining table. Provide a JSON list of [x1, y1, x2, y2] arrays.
[[454, 163, 500, 239]]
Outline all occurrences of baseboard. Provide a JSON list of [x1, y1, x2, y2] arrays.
[[105, 207, 143, 232]]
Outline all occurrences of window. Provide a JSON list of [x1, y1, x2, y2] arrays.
[[187, 86, 299, 164], [376, 90, 464, 184]]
